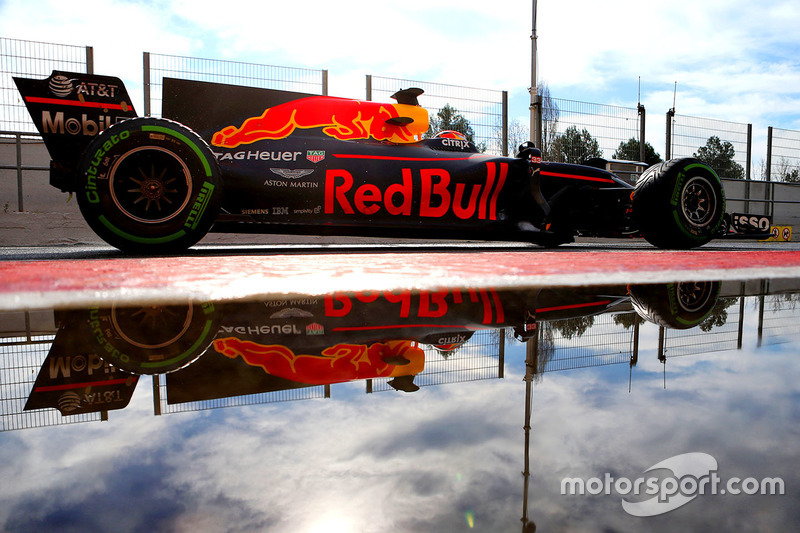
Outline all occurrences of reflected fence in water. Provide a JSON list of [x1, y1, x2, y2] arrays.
[[3, 280, 799, 432]]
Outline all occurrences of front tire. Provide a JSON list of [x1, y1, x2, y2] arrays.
[[77, 118, 222, 254], [632, 158, 725, 249], [630, 281, 720, 329]]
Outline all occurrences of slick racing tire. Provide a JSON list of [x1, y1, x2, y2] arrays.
[[77, 117, 222, 254], [629, 281, 720, 330], [632, 158, 725, 249], [84, 301, 220, 374]]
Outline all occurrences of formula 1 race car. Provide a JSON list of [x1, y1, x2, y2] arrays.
[[15, 71, 728, 253]]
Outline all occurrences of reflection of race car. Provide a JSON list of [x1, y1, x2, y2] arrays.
[[24, 281, 722, 416], [16, 71, 729, 253]]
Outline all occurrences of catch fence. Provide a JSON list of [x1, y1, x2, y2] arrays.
[[143, 52, 328, 118], [667, 113, 751, 180], [541, 98, 642, 165], [536, 313, 637, 374], [0, 37, 93, 134], [367, 75, 508, 155], [767, 127, 800, 183], [661, 297, 742, 358], [1, 333, 105, 432], [370, 330, 504, 393]]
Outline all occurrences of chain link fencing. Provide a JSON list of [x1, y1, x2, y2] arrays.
[[367, 75, 508, 155], [541, 98, 642, 165], [0, 37, 93, 133], [143, 52, 328, 118]]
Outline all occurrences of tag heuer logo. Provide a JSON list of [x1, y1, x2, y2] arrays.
[[307, 150, 325, 163]]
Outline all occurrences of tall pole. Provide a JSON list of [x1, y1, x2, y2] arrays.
[[530, 1, 541, 147]]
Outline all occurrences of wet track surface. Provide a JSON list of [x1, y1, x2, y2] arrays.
[[3, 236, 799, 261], [2, 239, 800, 532]]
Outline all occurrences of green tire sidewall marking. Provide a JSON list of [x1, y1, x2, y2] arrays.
[[141, 318, 215, 369], [669, 163, 723, 240], [669, 283, 719, 326], [99, 215, 186, 244], [670, 164, 715, 206], [186, 181, 216, 230], [142, 125, 212, 177], [96, 123, 216, 244]]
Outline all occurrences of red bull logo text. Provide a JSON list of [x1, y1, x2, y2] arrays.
[[325, 288, 505, 326], [325, 162, 508, 221], [211, 96, 429, 147]]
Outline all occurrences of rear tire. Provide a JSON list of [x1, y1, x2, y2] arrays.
[[84, 301, 220, 374], [632, 158, 725, 249], [77, 118, 222, 254]]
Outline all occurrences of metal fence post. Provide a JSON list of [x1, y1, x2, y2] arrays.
[[152, 374, 161, 416], [502, 90, 508, 156], [15, 133, 23, 212], [498, 332, 505, 379], [366, 74, 372, 101], [745, 124, 752, 211], [766, 126, 773, 182], [143, 51, 151, 117], [85, 46, 94, 74], [766, 126, 773, 218], [665, 108, 674, 160], [534, 94, 543, 149], [322, 69, 328, 96], [638, 104, 646, 163], [746, 123, 752, 180]]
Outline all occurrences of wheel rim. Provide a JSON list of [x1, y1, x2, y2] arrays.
[[109, 146, 193, 224], [110, 303, 194, 349], [676, 282, 715, 313], [680, 176, 716, 229]]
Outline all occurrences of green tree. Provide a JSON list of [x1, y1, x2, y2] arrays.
[[613, 312, 644, 329], [775, 157, 800, 183], [613, 138, 662, 166], [698, 297, 738, 332], [547, 126, 602, 164], [552, 316, 595, 339], [693, 136, 745, 179], [427, 104, 476, 143]]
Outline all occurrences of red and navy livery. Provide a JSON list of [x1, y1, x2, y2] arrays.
[[15, 71, 728, 252]]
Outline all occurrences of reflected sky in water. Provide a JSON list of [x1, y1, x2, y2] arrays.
[[1, 283, 798, 532]]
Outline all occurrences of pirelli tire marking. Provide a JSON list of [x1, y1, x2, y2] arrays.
[[77, 118, 221, 252]]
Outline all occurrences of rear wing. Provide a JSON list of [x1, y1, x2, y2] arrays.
[[13, 70, 138, 191]]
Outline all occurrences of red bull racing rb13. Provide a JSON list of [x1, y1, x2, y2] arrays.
[[15, 71, 731, 253]]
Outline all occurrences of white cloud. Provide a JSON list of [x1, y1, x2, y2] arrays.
[[2, 0, 800, 137]]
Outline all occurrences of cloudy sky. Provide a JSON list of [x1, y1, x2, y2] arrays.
[[1, 297, 798, 531], [2, 0, 799, 157]]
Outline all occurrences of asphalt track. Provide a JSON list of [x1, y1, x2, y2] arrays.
[[3, 238, 800, 311]]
